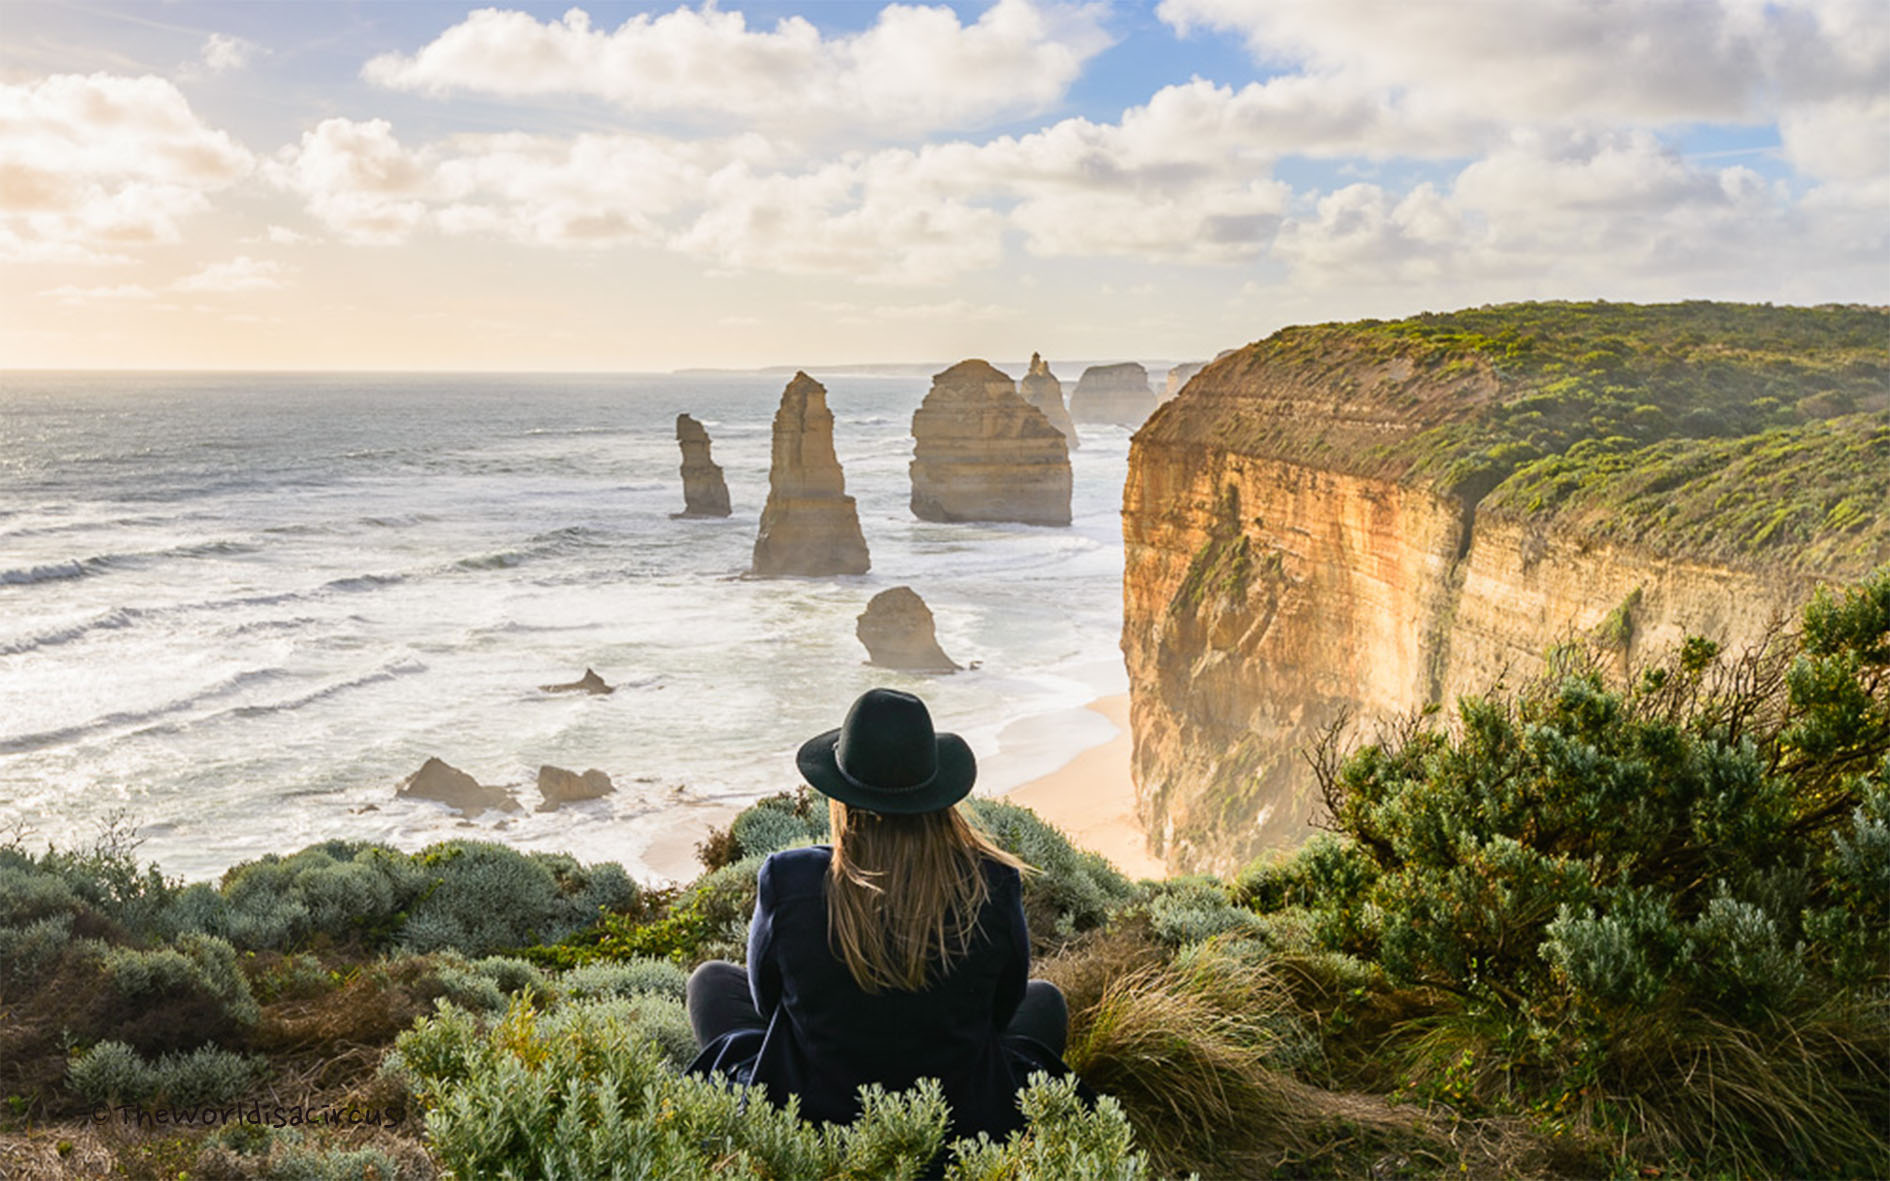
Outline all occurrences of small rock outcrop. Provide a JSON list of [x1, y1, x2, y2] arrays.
[[1071, 361, 1157, 426], [537, 765, 615, 810], [1019, 352, 1078, 449], [1163, 362, 1205, 403], [397, 756, 519, 816], [910, 359, 1071, 526], [751, 372, 871, 577], [856, 586, 961, 672], [540, 668, 614, 695], [671, 413, 731, 518]]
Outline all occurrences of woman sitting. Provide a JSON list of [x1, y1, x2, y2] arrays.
[[686, 687, 1077, 1140]]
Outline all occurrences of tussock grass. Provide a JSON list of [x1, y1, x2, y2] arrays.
[[1060, 938, 1321, 1175]]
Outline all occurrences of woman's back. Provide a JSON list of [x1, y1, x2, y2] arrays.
[[686, 688, 1076, 1140]]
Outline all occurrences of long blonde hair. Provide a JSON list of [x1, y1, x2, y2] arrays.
[[825, 800, 1027, 994]]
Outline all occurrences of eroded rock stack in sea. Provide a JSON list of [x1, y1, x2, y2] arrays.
[[1162, 362, 1205, 403], [671, 413, 731, 518], [537, 765, 616, 810], [909, 359, 1071, 526], [856, 586, 961, 672], [396, 756, 520, 816], [1071, 361, 1157, 426], [1019, 352, 1078, 448], [751, 372, 871, 577]]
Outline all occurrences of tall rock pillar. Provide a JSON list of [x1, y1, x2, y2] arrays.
[[672, 413, 732, 518], [751, 372, 871, 576], [1020, 352, 1079, 449]]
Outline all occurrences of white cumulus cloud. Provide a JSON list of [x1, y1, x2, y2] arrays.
[[201, 33, 261, 73], [362, 0, 1111, 138], [0, 73, 253, 263]]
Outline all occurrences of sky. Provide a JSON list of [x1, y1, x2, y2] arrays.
[[1, 0, 1885, 371]]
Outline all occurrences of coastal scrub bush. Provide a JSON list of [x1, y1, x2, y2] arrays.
[[67, 1040, 261, 1107], [1270, 566, 1890, 1175], [963, 799, 1136, 946], [100, 932, 260, 1037], [387, 995, 1144, 1179], [556, 957, 687, 1002], [397, 840, 635, 956], [1138, 875, 1266, 947]]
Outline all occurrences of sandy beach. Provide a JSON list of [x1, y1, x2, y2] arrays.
[[1006, 695, 1166, 880]]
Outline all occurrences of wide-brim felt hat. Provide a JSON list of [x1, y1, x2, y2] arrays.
[[796, 687, 976, 815]]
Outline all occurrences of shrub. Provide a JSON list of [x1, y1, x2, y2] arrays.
[[557, 957, 688, 1002], [398, 840, 635, 956], [1284, 567, 1890, 1174], [67, 1040, 261, 1107], [100, 933, 258, 1027], [386, 995, 1145, 1179], [962, 799, 1135, 946], [1139, 876, 1265, 947]]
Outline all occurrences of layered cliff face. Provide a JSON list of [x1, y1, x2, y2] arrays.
[[1020, 352, 1078, 448], [672, 413, 732, 518], [910, 359, 1071, 526], [1072, 362, 1156, 426], [1123, 302, 1890, 874], [752, 372, 871, 577]]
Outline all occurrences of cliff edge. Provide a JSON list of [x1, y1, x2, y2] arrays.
[[1123, 301, 1890, 872]]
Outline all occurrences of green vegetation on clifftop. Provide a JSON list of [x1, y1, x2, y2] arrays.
[[1174, 301, 1889, 571]]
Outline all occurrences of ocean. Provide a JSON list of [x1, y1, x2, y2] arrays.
[[0, 370, 1131, 882]]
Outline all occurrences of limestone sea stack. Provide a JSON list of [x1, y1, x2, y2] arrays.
[[672, 413, 731, 518], [396, 756, 519, 816], [537, 765, 615, 811], [751, 372, 871, 577], [1019, 352, 1078, 448], [910, 359, 1071, 526], [1071, 362, 1157, 426], [856, 586, 961, 672], [1162, 362, 1205, 403]]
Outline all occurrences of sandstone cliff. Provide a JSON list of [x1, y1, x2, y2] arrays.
[[752, 372, 871, 577], [1123, 302, 1890, 873], [1072, 362, 1156, 426], [910, 359, 1071, 526], [1020, 352, 1078, 448], [672, 413, 731, 518]]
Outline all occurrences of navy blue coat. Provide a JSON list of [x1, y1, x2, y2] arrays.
[[686, 845, 1070, 1139]]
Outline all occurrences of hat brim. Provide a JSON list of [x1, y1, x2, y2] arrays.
[[795, 727, 977, 815]]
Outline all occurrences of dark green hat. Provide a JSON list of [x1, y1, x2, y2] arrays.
[[796, 688, 976, 814]]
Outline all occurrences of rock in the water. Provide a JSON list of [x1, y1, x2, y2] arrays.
[[672, 413, 732, 518], [856, 586, 961, 672], [1071, 361, 1157, 426], [1163, 362, 1205, 403], [537, 764, 616, 810], [540, 668, 614, 695], [396, 756, 519, 816], [910, 359, 1071, 526], [752, 372, 872, 577], [1019, 352, 1078, 449]]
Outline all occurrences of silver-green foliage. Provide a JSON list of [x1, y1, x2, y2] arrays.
[[557, 957, 687, 1002], [962, 799, 1136, 940], [102, 931, 260, 1027], [387, 996, 1145, 1179], [68, 1039, 262, 1107]]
